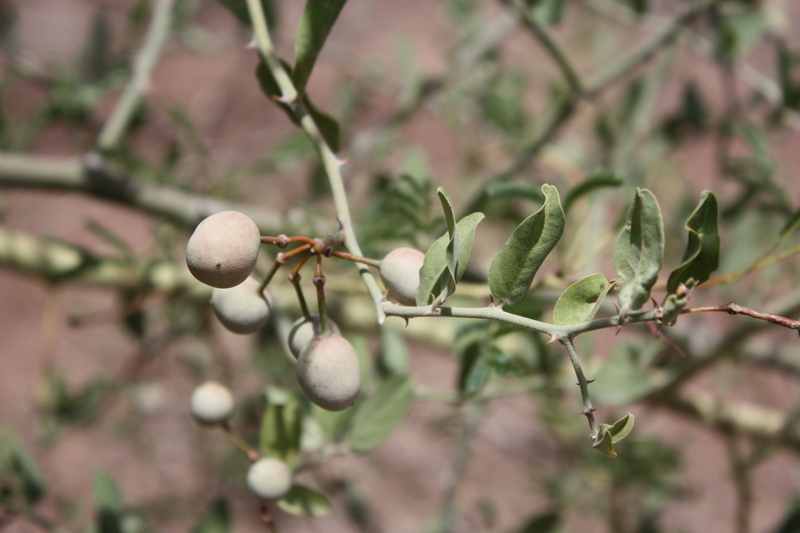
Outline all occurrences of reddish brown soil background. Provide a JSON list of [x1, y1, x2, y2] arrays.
[[2, 1, 800, 533]]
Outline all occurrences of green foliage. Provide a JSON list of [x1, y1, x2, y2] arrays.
[[259, 388, 303, 469], [552, 274, 615, 326], [292, 0, 348, 95], [489, 184, 565, 306], [347, 375, 414, 453], [666, 190, 720, 294], [612, 189, 664, 318], [594, 413, 635, 459], [277, 484, 332, 517], [0, 431, 46, 505], [417, 211, 485, 305]]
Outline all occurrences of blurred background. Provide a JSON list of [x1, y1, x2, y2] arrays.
[[1, 0, 800, 532]]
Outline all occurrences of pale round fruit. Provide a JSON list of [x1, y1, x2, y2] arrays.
[[211, 277, 272, 334], [379, 247, 424, 306], [246, 458, 292, 501], [190, 381, 234, 425], [296, 335, 361, 412], [186, 211, 261, 288], [287, 315, 340, 358]]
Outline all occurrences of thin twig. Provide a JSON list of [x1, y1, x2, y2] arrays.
[[499, 0, 584, 95], [96, 0, 175, 152], [681, 302, 800, 333], [244, 0, 387, 323], [560, 337, 598, 440]]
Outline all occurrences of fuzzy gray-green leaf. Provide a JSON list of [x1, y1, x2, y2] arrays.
[[612, 188, 664, 317], [347, 375, 414, 454], [593, 427, 617, 458], [608, 412, 635, 444], [667, 191, 719, 294], [278, 484, 331, 517], [488, 184, 565, 306], [438, 187, 459, 285], [292, 0, 348, 94], [417, 212, 485, 305], [259, 388, 303, 469], [552, 273, 615, 325]]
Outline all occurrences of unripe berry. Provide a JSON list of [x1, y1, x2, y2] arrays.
[[211, 277, 272, 334], [379, 247, 424, 306], [190, 381, 234, 425], [246, 458, 292, 501], [296, 334, 361, 412], [287, 315, 340, 358], [186, 211, 261, 288]]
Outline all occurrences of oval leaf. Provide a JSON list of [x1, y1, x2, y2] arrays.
[[347, 375, 414, 454], [488, 184, 565, 306], [563, 171, 623, 212], [608, 412, 635, 444], [666, 190, 719, 294], [277, 484, 331, 517], [259, 388, 303, 469], [292, 0, 348, 94], [612, 188, 664, 318], [417, 212, 485, 305], [552, 273, 615, 326]]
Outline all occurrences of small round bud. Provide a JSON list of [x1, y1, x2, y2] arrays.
[[379, 247, 424, 306], [296, 335, 361, 412], [186, 211, 261, 288], [287, 315, 340, 358], [211, 277, 272, 334], [246, 458, 292, 501], [190, 381, 234, 425]]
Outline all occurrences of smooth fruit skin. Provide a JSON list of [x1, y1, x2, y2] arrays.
[[190, 381, 234, 425], [186, 211, 261, 288], [296, 334, 361, 412], [287, 315, 340, 358], [211, 277, 272, 334], [246, 458, 292, 501], [379, 247, 424, 306]]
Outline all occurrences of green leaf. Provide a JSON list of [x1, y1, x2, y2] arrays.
[[488, 184, 565, 306], [216, 0, 278, 30], [259, 388, 303, 469], [292, 0, 348, 94], [593, 426, 617, 458], [438, 188, 459, 288], [563, 171, 623, 212], [93, 470, 122, 512], [347, 375, 414, 454], [667, 191, 720, 294], [659, 280, 695, 327], [590, 347, 653, 405], [607, 412, 635, 444], [416, 212, 485, 305], [191, 499, 230, 533], [378, 325, 409, 377], [255, 61, 340, 151], [458, 340, 490, 395], [552, 273, 615, 326], [612, 188, 664, 318], [93, 470, 123, 533], [277, 484, 332, 517], [0, 432, 46, 504]]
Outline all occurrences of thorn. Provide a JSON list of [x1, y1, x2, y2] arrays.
[[244, 39, 256, 50], [336, 156, 350, 167], [546, 334, 558, 345], [271, 94, 292, 105], [586, 378, 596, 384], [403, 317, 410, 327]]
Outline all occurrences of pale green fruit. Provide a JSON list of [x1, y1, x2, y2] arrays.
[[186, 211, 261, 288], [296, 335, 361, 412], [287, 315, 340, 358], [190, 381, 234, 425], [246, 458, 292, 501], [379, 247, 424, 305], [211, 277, 271, 334]]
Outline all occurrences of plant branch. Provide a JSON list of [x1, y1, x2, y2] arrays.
[[500, 0, 584, 95], [561, 337, 598, 440], [0, 152, 286, 233], [681, 302, 800, 333], [244, 0, 387, 323], [585, 0, 717, 97], [96, 0, 175, 152]]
